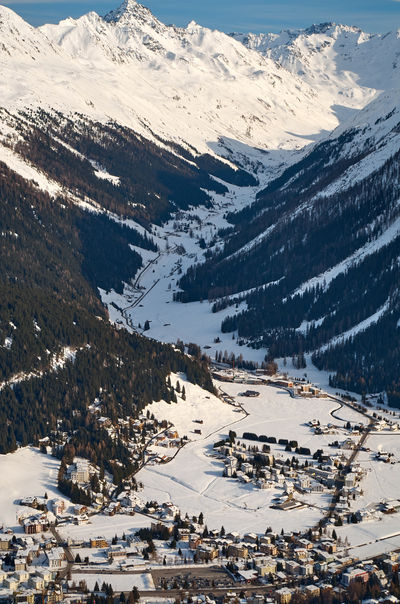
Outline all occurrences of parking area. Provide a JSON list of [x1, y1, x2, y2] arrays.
[[152, 566, 235, 591]]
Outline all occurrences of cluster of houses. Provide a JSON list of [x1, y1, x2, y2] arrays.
[[17, 372, 400, 603], [211, 371, 323, 400], [0, 529, 65, 603], [62, 507, 400, 603], [151, 519, 400, 603], [210, 406, 380, 527], [214, 434, 365, 511]]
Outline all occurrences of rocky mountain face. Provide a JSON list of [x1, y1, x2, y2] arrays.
[[0, 2, 399, 408]]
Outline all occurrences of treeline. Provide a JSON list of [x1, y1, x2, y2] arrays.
[[221, 236, 399, 351], [0, 161, 154, 380], [313, 306, 400, 406]]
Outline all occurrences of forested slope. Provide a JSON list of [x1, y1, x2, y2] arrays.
[[0, 162, 213, 459]]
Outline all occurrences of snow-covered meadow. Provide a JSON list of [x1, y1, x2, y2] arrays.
[[70, 572, 154, 592], [0, 447, 63, 530]]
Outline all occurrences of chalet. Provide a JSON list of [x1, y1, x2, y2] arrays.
[[296, 538, 313, 550], [29, 576, 45, 590], [244, 533, 258, 544], [4, 577, 18, 591], [46, 547, 65, 570], [343, 438, 356, 450], [103, 501, 121, 516], [36, 570, 52, 584], [236, 471, 250, 484], [274, 380, 294, 389], [283, 481, 294, 495], [285, 560, 300, 575], [197, 545, 218, 561], [226, 531, 240, 543], [381, 500, 400, 514], [255, 558, 277, 576], [342, 568, 369, 586], [14, 559, 26, 572], [237, 569, 258, 583], [90, 537, 108, 549], [344, 473, 357, 488], [14, 571, 29, 584], [321, 540, 337, 554], [19, 497, 39, 509], [108, 545, 129, 562], [189, 533, 202, 550], [311, 480, 325, 494], [16, 592, 35, 604], [178, 528, 190, 542], [227, 544, 249, 559], [51, 500, 65, 516], [299, 562, 314, 576], [318, 551, 335, 564], [260, 543, 278, 556], [23, 514, 51, 535], [0, 536, 12, 551], [304, 585, 320, 598], [241, 462, 253, 476], [294, 548, 308, 561], [275, 587, 293, 604], [73, 504, 88, 516]]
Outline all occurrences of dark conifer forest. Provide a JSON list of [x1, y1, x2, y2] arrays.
[[0, 160, 213, 457], [176, 126, 400, 403]]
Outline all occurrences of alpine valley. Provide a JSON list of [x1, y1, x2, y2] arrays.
[[1, 1, 400, 596]]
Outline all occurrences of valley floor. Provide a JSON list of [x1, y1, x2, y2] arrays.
[[137, 379, 356, 534]]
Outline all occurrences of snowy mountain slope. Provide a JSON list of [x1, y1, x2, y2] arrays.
[[232, 23, 400, 114], [1, 2, 399, 188], [0, 1, 339, 169]]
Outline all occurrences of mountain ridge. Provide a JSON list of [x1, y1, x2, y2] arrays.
[[0, 0, 382, 166]]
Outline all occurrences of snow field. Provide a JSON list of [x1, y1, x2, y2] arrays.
[[58, 513, 152, 542], [70, 572, 154, 592], [0, 447, 63, 530]]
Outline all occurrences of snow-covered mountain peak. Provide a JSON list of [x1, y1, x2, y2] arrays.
[[303, 22, 361, 36], [232, 22, 400, 114], [104, 0, 161, 28], [186, 20, 202, 33]]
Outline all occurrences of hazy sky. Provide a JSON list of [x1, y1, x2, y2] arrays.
[[2, 0, 400, 33]]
